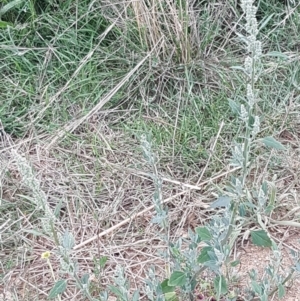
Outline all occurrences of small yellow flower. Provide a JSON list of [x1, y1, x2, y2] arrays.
[[41, 251, 51, 259]]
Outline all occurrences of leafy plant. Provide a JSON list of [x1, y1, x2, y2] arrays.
[[135, 1, 295, 300]]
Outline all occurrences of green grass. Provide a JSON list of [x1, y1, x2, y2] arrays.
[[1, 0, 300, 300], [1, 0, 132, 136]]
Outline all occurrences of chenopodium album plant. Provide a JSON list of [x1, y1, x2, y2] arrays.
[[13, 149, 56, 236], [141, 1, 298, 301], [13, 150, 97, 300], [140, 135, 235, 301], [46, 230, 100, 301]]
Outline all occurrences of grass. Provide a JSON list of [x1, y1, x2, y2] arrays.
[[1, 0, 300, 300]]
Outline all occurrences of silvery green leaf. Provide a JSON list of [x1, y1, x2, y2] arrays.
[[294, 261, 300, 272], [210, 196, 231, 208], [213, 248, 225, 264], [213, 275, 228, 295], [62, 230, 75, 250], [164, 292, 177, 301], [261, 136, 285, 150], [204, 262, 220, 273], [197, 246, 213, 263], [168, 271, 186, 287], [278, 283, 285, 299], [251, 281, 262, 294], [208, 249, 218, 261], [239, 203, 246, 217], [258, 187, 267, 207], [99, 291, 108, 301], [54, 199, 64, 218], [265, 266, 274, 277], [80, 274, 89, 285], [195, 227, 212, 241], [261, 293, 268, 301], [161, 279, 175, 294], [251, 230, 272, 247], [151, 214, 167, 224], [48, 279, 67, 299], [219, 230, 228, 242], [228, 98, 241, 115], [132, 290, 140, 301], [108, 285, 122, 299], [261, 181, 268, 194]]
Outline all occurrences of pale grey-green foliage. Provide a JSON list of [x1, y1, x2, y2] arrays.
[[145, 267, 165, 301], [13, 150, 55, 234], [231, 0, 262, 184], [99, 135, 165, 300], [139, 134, 234, 300], [58, 230, 77, 274], [54, 230, 97, 301], [141, 134, 169, 233], [12, 152, 91, 299], [107, 266, 139, 301]]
